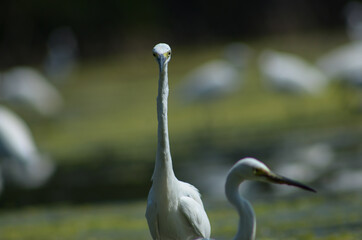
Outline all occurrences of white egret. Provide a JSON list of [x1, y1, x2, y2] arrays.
[[344, 1, 362, 41], [317, 41, 362, 87], [146, 43, 211, 240], [225, 158, 315, 240], [197, 157, 315, 240], [43, 26, 78, 81], [0, 105, 55, 193], [0, 66, 63, 117], [176, 43, 252, 103], [259, 50, 328, 94]]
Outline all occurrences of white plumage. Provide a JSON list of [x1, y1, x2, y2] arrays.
[[317, 41, 362, 87], [146, 43, 211, 240], [344, 1, 362, 41], [259, 50, 328, 94], [197, 158, 315, 240], [0, 67, 63, 116], [178, 60, 240, 102], [0, 106, 54, 193], [177, 43, 252, 103]]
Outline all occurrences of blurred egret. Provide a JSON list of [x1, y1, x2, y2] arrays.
[[0, 106, 55, 194], [176, 43, 252, 103], [44, 26, 78, 81], [0, 67, 63, 117], [344, 1, 362, 41], [146, 43, 211, 240], [273, 142, 334, 192], [196, 158, 315, 240], [259, 50, 328, 94], [317, 41, 362, 87]]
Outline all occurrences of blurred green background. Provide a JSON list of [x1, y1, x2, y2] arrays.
[[0, 0, 362, 239]]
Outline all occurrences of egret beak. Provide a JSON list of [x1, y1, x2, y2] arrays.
[[157, 54, 167, 68], [264, 172, 316, 193]]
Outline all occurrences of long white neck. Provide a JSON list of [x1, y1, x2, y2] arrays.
[[153, 63, 175, 181], [225, 171, 256, 240]]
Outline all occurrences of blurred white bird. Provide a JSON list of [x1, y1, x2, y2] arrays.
[[177, 43, 252, 103], [272, 142, 334, 195], [344, 1, 362, 41], [259, 50, 328, 94], [327, 169, 362, 192], [317, 41, 362, 87], [43, 26, 78, 81], [0, 66, 64, 117], [0, 106, 55, 194]]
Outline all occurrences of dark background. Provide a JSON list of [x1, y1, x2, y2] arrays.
[[0, 0, 349, 67]]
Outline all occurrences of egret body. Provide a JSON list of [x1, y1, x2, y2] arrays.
[[317, 41, 362, 87], [146, 43, 211, 240], [0, 67, 63, 117], [259, 50, 328, 94], [177, 43, 252, 103], [0, 105, 55, 194]]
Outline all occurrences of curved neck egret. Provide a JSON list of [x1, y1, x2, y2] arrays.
[[197, 158, 316, 240], [225, 157, 316, 240]]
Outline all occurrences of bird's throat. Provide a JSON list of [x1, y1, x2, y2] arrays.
[[154, 64, 174, 180]]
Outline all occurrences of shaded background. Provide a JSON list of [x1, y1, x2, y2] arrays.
[[0, 0, 362, 239], [0, 0, 362, 240], [0, 0, 349, 66]]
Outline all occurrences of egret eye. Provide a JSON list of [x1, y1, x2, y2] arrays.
[[253, 168, 264, 176], [167, 51, 171, 57]]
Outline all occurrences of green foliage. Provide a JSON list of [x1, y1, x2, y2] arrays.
[[2, 33, 361, 239], [1, 192, 361, 239]]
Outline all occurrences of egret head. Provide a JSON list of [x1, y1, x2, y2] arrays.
[[153, 43, 172, 68], [230, 158, 316, 192]]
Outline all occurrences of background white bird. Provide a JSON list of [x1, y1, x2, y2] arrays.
[[0, 66, 64, 117], [199, 158, 315, 240], [146, 43, 211, 240], [259, 50, 328, 94], [317, 41, 362, 87], [0, 106, 55, 194], [176, 43, 252, 103], [344, 1, 362, 41], [271, 142, 334, 195], [43, 26, 78, 82]]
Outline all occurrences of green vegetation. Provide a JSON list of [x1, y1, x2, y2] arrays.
[[0, 192, 361, 239], [1, 32, 361, 239]]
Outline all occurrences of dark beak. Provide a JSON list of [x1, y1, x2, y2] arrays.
[[265, 172, 316, 193]]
